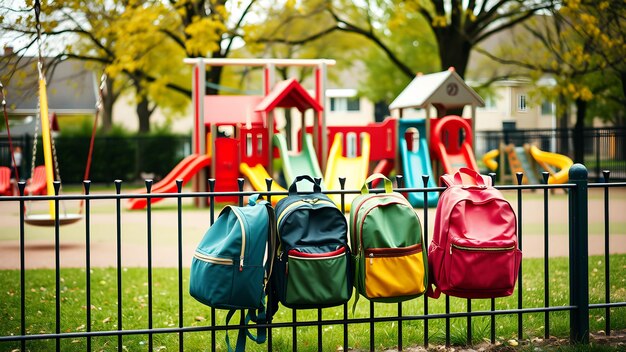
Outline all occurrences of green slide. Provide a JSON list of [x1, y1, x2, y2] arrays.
[[273, 134, 324, 190]]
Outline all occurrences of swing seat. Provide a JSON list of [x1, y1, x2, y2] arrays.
[[0, 166, 12, 196], [25, 165, 47, 195], [24, 213, 82, 227]]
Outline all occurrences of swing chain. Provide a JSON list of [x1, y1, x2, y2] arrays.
[[29, 97, 40, 196], [34, 0, 45, 80]]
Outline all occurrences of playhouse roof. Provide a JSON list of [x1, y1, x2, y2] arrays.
[[204, 95, 265, 125], [255, 78, 323, 112], [389, 69, 484, 111]]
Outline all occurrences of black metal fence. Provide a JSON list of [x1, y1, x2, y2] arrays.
[[475, 127, 626, 181], [0, 165, 625, 351]]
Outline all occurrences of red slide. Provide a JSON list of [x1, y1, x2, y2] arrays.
[[126, 154, 211, 210], [431, 116, 479, 175]]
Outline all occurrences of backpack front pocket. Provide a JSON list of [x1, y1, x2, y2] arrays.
[[446, 238, 520, 292], [364, 244, 425, 298], [285, 246, 350, 307], [190, 253, 235, 308]]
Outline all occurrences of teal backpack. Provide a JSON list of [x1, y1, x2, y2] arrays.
[[350, 174, 428, 307], [190, 194, 276, 352]]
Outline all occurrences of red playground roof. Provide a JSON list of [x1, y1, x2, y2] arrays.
[[204, 95, 265, 125], [255, 78, 323, 112]]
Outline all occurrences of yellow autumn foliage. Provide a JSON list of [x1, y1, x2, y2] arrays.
[[432, 15, 447, 28], [184, 17, 226, 56]]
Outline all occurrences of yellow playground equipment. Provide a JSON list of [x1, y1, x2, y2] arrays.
[[482, 143, 573, 184]]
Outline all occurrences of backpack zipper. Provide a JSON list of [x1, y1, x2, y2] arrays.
[[193, 252, 234, 265], [366, 243, 422, 264], [230, 207, 246, 271], [450, 243, 516, 255], [288, 246, 346, 259]]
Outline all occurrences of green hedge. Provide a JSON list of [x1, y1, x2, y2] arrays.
[[26, 135, 191, 183]]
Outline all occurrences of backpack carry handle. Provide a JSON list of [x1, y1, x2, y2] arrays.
[[288, 175, 322, 194], [441, 167, 492, 187], [248, 194, 261, 206], [361, 173, 393, 194]]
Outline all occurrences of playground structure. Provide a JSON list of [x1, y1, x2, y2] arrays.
[[324, 132, 371, 210], [0, 166, 10, 196], [128, 59, 335, 208], [397, 119, 439, 207], [388, 68, 485, 207], [125, 63, 493, 210], [483, 143, 574, 184], [128, 58, 395, 209]]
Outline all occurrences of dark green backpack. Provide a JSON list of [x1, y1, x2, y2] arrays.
[[271, 175, 353, 309]]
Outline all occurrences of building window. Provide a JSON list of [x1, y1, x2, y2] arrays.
[[329, 97, 360, 112], [541, 100, 553, 115], [517, 94, 527, 112], [483, 95, 497, 110], [347, 97, 360, 111]]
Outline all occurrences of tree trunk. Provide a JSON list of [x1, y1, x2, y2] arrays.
[[573, 98, 587, 164], [436, 28, 472, 78], [619, 72, 626, 128], [557, 94, 570, 155], [137, 95, 152, 134], [206, 66, 224, 95], [101, 77, 115, 133], [434, 29, 472, 117]]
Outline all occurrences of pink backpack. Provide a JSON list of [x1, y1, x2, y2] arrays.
[[428, 168, 521, 299]]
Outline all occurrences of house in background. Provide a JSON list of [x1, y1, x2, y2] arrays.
[[469, 78, 557, 131], [466, 23, 558, 133], [0, 46, 98, 136]]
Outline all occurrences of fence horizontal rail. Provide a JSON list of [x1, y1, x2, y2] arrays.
[[0, 306, 579, 343]]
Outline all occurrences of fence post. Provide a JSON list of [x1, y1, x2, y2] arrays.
[[568, 163, 589, 344]]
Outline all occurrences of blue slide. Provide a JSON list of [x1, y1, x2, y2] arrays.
[[399, 119, 439, 207]]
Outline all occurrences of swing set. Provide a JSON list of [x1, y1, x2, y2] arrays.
[[1, 0, 102, 226]]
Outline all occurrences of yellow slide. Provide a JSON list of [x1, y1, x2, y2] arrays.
[[527, 145, 573, 184], [324, 132, 371, 212], [482, 149, 500, 172], [239, 163, 287, 205]]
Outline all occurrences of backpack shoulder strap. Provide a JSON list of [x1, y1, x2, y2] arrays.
[[264, 201, 277, 295], [225, 302, 269, 351], [225, 310, 248, 352]]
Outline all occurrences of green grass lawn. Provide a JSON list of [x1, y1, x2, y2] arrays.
[[1, 255, 625, 351]]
